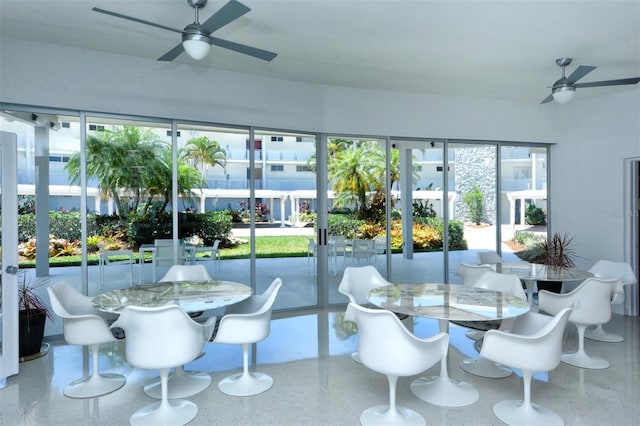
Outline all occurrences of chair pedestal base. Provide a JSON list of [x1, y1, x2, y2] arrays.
[[410, 375, 478, 407], [561, 351, 609, 369], [584, 325, 624, 343], [360, 405, 425, 426], [218, 371, 273, 397], [460, 358, 513, 378], [130, 399, 197, 426], [493, 399, 564, 426], [144, 367, 211, 399], [350, 352, 362, 364], [64, 373, 126, 399]]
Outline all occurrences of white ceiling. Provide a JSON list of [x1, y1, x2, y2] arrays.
[[1, 0, 639, 104]]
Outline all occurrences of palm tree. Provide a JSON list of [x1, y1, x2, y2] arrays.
[[305, 138, 352, 173], [66, 126, 204, 217], [329, 143, 378, 210], [183, 136, 226, 178], [66, 126, 165, 216], [144, 148, 206, 214]]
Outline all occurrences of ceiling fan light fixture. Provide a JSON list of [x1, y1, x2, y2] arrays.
[[552, 84, 575, 104], [182, 25, 211, 60]]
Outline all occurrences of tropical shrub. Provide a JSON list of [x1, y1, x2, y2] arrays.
[[328, 214, 365, 239], [18, 211, 88, 242], [525, 204, 546, 225], [463, 184, 484, 224]]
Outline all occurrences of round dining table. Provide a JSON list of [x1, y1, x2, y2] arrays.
[[367, 283, 530, 407], [493, 262, 593, 305], [92, 280, 251, 314], [92, 280, 251, 399]]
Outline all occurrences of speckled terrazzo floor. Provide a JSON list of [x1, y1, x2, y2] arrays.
[[3, 309, 639, 426]]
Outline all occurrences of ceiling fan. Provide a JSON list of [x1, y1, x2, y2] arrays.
[[541, 58, 640, 104], [92, 0, 277, 62]]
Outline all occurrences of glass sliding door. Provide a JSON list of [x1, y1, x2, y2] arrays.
[[0, 129, 19, 382], [254, 129, 318, 309], [386, 140, 448, 284], [82, 116, 172, 288], [175, 124, 251, 287], [327, 136, 388, 304], [500, 145, 548, 261], [447, 142, 499, 282]]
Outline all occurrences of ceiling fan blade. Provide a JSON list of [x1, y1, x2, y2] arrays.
[[575, 77, 640, 88], [200, 0, 251, 35], [211, 37, 277, 61], [540, 94, 555, 104], [566, 65, 596, 84], [92, 7, 183, 35], [158, 43, 185, 62]]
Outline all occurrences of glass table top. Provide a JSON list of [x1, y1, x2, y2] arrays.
[[92, 280, 251, 314], [367, 283, 530, 322]]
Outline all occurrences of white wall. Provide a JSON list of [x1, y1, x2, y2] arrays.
[[2, 36, 639, 269], [1, 37, 555, 142], [550, 89, 640, 270]]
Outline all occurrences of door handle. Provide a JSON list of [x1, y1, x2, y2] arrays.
[[4, 265, 18, 275]]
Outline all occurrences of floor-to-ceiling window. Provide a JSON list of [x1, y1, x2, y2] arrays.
[[447, 141, 499, 282], [82, 116, 173, 286], [386, 140, 449, 284], [500, 145, 548, 260], [254, 129, 318, 309], [2, 103, 553, 339], [326, 136, 389, 304]]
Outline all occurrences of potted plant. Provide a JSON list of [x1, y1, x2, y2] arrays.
[[531, 232, 579, 293], [18, 273, 53, 359]]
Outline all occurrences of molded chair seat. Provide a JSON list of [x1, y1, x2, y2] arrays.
[[459, 271, 528, 378], [584, 260, 637, 342], [476, 251, 503, 266], [159, 264, 213, 282], [345, 303, 449, 426], [112, 305, 216, 426], [141, 264, 216, 400], [338, 265, 407, 363], [480, 308, 573, 426], [455, 263, 492, 285], [47, 282, 126, 398], [212, 278, 282, 396], [539, 277, 621, 369]]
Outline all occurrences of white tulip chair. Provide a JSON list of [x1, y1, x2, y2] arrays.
[[345, 303, 448, 426], [585, 260, 637, 342], [539, 277, 621, 369], [47, 282, 126, 398], [111, 305, 216, 426], [480, 308, 573, 426]]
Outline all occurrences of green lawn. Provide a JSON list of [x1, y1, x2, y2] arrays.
[[19, 236, 311, 267]]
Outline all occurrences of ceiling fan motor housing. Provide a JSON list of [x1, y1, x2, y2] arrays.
[[188, 0, 208, 8]]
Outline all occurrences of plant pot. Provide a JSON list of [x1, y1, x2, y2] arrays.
[[536, 280, 563, 294], [19, 309, 47, 358]]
